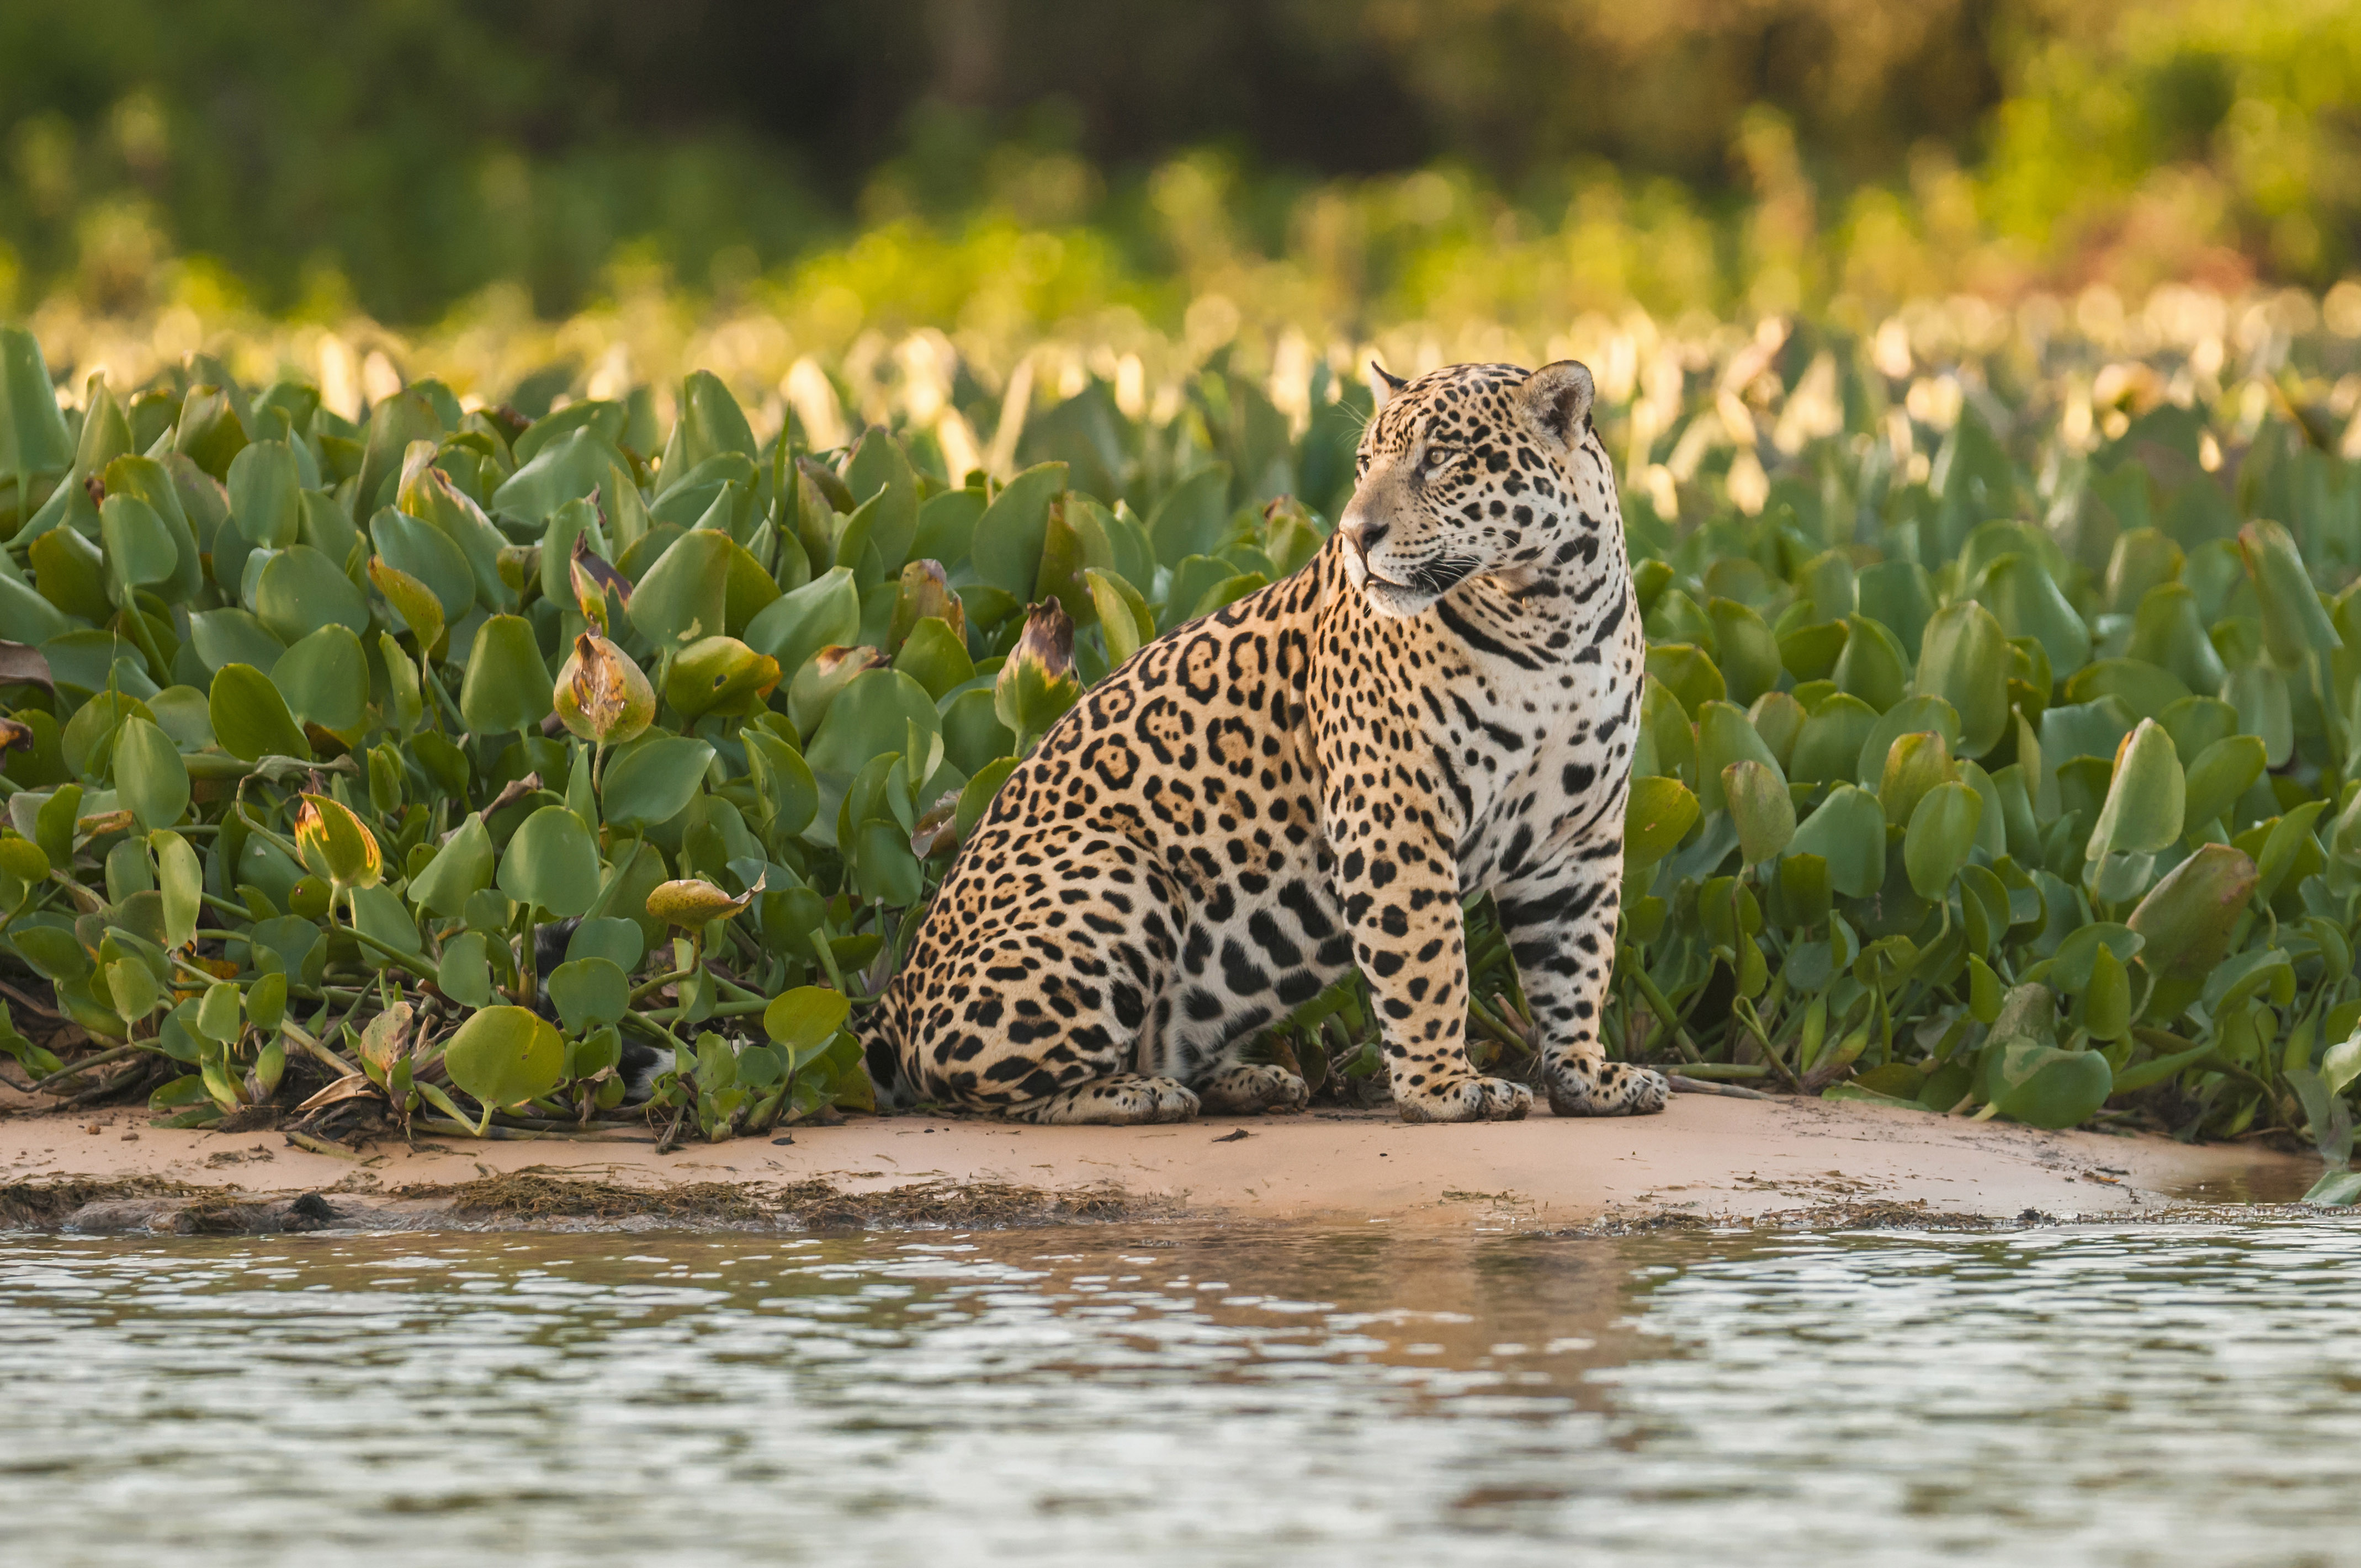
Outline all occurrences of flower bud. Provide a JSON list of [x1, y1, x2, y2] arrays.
[[553, 632, 656, 746], [890, 559, 965, 651], [292, 791, 383, 892], [995, 600, 1081, 753]]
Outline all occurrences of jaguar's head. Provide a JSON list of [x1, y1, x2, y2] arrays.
[[1336, 359, 1604, 618]]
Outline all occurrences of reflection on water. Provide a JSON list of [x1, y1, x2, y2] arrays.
[[4, 1218, 2360, 1567]]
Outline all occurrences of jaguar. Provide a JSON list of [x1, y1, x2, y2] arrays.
[[859, 358, 1670, 1125]]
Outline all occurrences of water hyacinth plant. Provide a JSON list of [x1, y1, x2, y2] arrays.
[[4, 307, 2361, 1194]]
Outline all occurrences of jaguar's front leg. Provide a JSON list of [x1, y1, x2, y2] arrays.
[[1495, 832, 1668, 1118], [1340, 820, 1532, 1124]]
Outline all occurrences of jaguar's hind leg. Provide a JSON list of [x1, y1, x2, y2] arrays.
[[1195, 1063, 1309, 1115], [1007, 1073, 1201, 1125]]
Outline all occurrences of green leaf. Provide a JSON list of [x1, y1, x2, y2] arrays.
[[628, 527, 734, 647], [1791, 784, 1887, 899], [2222, 664, 2294, 767], [491, 424, 620, 523], [1706, 598, 1780, 706], [372, 507, 476, 620], [973, 461, 1070, 598], [436, 929, 495, 1008], [1694, 700, 1781, 816], [599, 735, 716, 828], [547, 956, 630, 1034], [1877, 729, 1955, 830], [2179, 733, 2266, 832], [2063, 657, 2192, 717], [208, 662, 312, 762], [350, 883, 421, 963], [1787, 693, 1879, 788], [407, 812, 495, 918], [2086, 718, 2183, 863], [1912, 600, 2010, 757], [853, 816, 925, 905], [442, 1005, 565, 1112], [2240, 519, 2342, 669], [0, 325, 74, 479], [497, 805, 603, 918], [1831, 614, 1909, 711], [892, 616, 974, 700], [252, 544, 369, 645], [807, 669, 941, 778], [270, 624, 369, 736], [764, 985, 852, 1056], [1622, 776, 1700, 869], [1991, 1043, 2113, 1129], [743, 565, 862, 677], [100, 493, 180, 592], [1723, 760, 1795, 865], [1147, 464, 1231, 570], [1903, 780, 1981, 900], [565, 917, 646, 971], [1970, 553, 2090, 677], [112, 716, 188, 831], [1644, 644, 1725, 718], [153, 829, 201, 949], [1085, 567, 1157, 667], [226, 439, 304, 549], [664, 635, 780, 721], [459, 614, 550, 735]]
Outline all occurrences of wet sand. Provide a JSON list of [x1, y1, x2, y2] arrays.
[[0, 1088, 2317, 1232]]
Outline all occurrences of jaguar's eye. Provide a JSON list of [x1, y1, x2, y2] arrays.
[[1423, 448, 1455, 471]]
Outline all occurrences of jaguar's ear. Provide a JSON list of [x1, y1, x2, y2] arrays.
[[1520, 360, 1595, 449], [1370, 361, 1409, 395]]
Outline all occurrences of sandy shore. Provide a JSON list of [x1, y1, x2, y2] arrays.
[[0, 1087, 2318, 1234]]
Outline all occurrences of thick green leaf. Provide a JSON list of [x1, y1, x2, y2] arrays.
[[1723, 759, 1795, 865], [1902, 779, 1981, 899], [270, 625, 368, 735], [2127, 843, 2258, 1021], [442, 1004, 565, 1110], [459, 614, 550, 735], [1831, 614, 1909, 711], [2241, 519, 2341, 669], [253, 544, 369, 644], [112, 716, 188, 831], [1909, 600, 2009, 759], [408, 812, 495, 917], [629, 527, 734, 647], [807, 669, 941, 778], [208, 662, 312, 762], [764, 985, 852, 1055], [2086, 718, 2184, 862], [1971, 553, 2090, 676], [547, 956, 630, 1034], [1791, 784, 1887, 898], [1148, 464, 1231, 570], [973, 461, 1070, 597], [599, 735, 717, 828], [1623, 776, 1700, 869], [497, 805, 602, 917]]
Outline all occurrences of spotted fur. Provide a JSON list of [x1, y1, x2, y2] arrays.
[[859, 360, 1669, 1125]]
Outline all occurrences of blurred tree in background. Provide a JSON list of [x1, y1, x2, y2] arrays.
[[0, 0, 2355, 327]]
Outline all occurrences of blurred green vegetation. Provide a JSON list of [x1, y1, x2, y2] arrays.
[[2, 0, 2358, 334]]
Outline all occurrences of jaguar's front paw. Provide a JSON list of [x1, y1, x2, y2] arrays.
[[1397, 1075, 1533, 1124], [1197, 1063, 1311, 1115], [1545, 1056, 1669, 1117]]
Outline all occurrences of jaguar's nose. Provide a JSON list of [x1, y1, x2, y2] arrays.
[[1342, 514, 1390, 559]]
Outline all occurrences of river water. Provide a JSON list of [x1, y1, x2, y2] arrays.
[[4, 1216, 2358, 1567]]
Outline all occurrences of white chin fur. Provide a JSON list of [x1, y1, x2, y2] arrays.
[[1364, 579, 1436, 618]]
